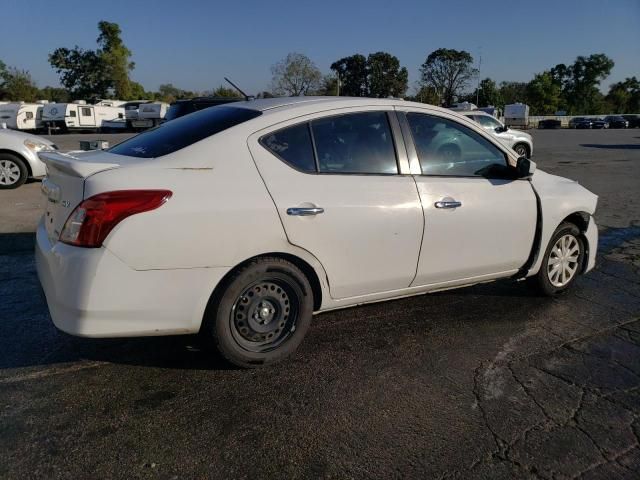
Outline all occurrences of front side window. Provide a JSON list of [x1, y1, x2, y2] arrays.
[[407, 113, 508, 177], [311, 112, 398, 174], [81, 107, 92, 117], [260, 124, 316, 172], [109, 106, 262, 158]]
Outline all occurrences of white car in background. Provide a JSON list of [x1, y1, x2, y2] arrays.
[[36, 97, 597, 367], [0, 126, 57, 189], [460, 110, 533, 158]]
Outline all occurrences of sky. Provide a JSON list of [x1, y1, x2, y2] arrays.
[[1, 0, 638, 95]]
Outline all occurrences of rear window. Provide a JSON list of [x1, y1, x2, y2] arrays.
[[109, 106, 262, 158]]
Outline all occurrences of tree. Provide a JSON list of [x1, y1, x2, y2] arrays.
[[419, 48, 477, 106], [551, 54, 614, 114], [499, 81, 528, 105], [39, 86, 70, 103], [366, 52, 408, 98], [154, 83, 194, 103], [606, 77, 640, 114], [207, 86, 242, 98], [0, 67, 39, 102], [463, 78, 503, 107], [49, 46, 110, 99], [314, 75, 339, 96], [330, 54, 368, 96], [407, 85, 440, 104], [96, 21, 135, 99], [526, 72, 561, 114], [271, 53, 322, 96], [128, 81, 149, 100]]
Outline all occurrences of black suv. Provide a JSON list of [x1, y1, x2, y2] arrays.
[[164, 97, 241, 122]]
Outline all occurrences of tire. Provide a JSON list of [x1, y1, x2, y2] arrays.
[[533, 222, 585, 296], [513, 143, 529, 158], [205, 257, 314, 368], [0, 153, 28, 189]]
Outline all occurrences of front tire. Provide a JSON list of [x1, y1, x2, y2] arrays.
[[205, 257, 314, 368], [0, 153, 28, 189], [513, 143, 530, 158], [533, 222, 584, 296]]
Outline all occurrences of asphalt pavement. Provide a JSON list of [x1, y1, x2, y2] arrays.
[[1, 128, 639, 479]]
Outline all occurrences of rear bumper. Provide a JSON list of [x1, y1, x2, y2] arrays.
[[35, 221, 229, 337]]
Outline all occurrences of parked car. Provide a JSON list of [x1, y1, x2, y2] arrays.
[[591, 118, 609, 129], [603, 116, 629, 129], [622, 115, 640, 128], [0, 125, 57, 189], [164, 97, 241, 122], [36, 97, 598, 367], [569, 117, 593, 129], [537, 119, 562, 129], [459, 110, 533, 158]]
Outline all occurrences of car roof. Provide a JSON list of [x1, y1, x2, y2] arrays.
[[458, 110, 491, 117]]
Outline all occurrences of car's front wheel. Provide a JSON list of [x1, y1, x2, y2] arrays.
[[513, 143, 529, 158], [205, 257, 314, 368], [533, 222, 584, 296], [0, 153, 28, 189]]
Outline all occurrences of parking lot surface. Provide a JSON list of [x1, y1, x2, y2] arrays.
[[1, 129, 639, 479]]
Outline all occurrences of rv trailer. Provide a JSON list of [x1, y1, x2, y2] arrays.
[[41, 101, 125, 132], [0, 102, 45, 131], [132, 102, 168, 129]]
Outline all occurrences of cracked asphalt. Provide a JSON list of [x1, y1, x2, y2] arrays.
[[1, 129, 639, 479]]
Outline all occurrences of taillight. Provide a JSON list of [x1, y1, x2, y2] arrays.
[[60, 190, 172, 248]]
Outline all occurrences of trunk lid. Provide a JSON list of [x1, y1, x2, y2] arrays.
[[39, 150, 135, 245]]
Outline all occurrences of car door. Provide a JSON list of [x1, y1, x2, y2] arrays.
[[398, 108, 537, 287], [248, 108, 423, 299]]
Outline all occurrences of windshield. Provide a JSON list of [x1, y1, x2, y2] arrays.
[[109, 106, 261, 158]]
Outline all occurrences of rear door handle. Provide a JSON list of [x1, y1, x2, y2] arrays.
[[286, 207, 324, 216], [434, 200, 462, 209]]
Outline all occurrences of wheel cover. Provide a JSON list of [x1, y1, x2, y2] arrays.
[[230, 278, 300, 353], [0, 160, 21, 186], [515, 145, 527, 156], [547, 234, 580, 287]]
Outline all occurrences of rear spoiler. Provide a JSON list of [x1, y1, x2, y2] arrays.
[[38, 151, 120, 178]]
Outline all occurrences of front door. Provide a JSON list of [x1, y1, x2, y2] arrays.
[[249, 109, 423, 299], [78, 106, 95, 126], [400, 109, 537, 287]]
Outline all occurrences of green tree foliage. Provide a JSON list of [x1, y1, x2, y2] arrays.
[[419, 48, 477, 106], [366, 52, 408, 98], [96, 21, 135, 99], [526, 72, 561, 114], [0, 67, 40, 101], [39, 86, 70, 103], [314, 75, 339, 96], [551, 54, 614, 114], [499, 81, 528, 105], [271, 53, 322, 96], [406, 85, 440, 104], [208, 86, 242, 98], [465, 78, 503, 107], [330, 54, 368, 96], [606, 77, 640, 113], [154, 83, 196, 103]]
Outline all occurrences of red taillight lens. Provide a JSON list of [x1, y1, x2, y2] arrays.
[[60, 190, 172, 248]]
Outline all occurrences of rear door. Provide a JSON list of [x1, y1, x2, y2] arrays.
[[398, 108, 537, 286], [249, 108, 423, 300]]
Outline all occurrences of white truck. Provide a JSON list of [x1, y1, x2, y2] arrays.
[[41, 100, 125, 132], [0, 102, 47, 130]]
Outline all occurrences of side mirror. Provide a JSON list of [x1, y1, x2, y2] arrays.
[[515, 157, 536, 178]]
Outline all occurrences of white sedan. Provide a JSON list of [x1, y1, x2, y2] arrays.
[[36, 97, 598, 367], [0, 126, 57, 188]]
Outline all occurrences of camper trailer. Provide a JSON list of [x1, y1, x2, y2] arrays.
[[504, 103, 530, 128], [0, 102, 45, 131], [41, 101, 125, 132], [132, 102, 168, 129]]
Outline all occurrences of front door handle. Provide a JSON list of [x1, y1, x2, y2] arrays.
[[434, 200, 462, 209], [286, 207, 324, 216]]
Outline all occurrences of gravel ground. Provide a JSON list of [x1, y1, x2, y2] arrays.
[[0, 128, 639, 479]]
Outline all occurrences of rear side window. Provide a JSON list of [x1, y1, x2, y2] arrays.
[[312, 112, 398, 174], [260, 124, 316, 172], [109, 106, 262, 158]]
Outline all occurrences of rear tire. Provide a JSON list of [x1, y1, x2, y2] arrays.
[[204, 257, 314, 368], [533, 222, 584, 296], [0, 153, 28, 189]]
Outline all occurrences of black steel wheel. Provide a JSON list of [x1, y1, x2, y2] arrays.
[[205, 257, 314, 368]]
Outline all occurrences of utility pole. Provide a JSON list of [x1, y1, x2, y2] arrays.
[[476, 47, 482, 106]]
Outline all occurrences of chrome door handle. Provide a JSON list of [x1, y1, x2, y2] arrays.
[[286, 207, 324, 216], [434, 200, 462, 209]]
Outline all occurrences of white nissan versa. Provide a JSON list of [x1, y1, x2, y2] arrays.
[[36, 97, 598, 367]]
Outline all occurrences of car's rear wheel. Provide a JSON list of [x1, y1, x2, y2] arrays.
[[0, 154, 28, 189], [533, 222, 584, 296], [205, 257, 313, 368], [513, 143, 529, 158]]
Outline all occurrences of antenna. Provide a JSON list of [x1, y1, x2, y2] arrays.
[[476, 47, 482, 106], [224, 77, 253, 101]]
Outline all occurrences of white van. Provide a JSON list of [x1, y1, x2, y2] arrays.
[[41, 101, 125, 131], [0, 102, 44, 130]]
